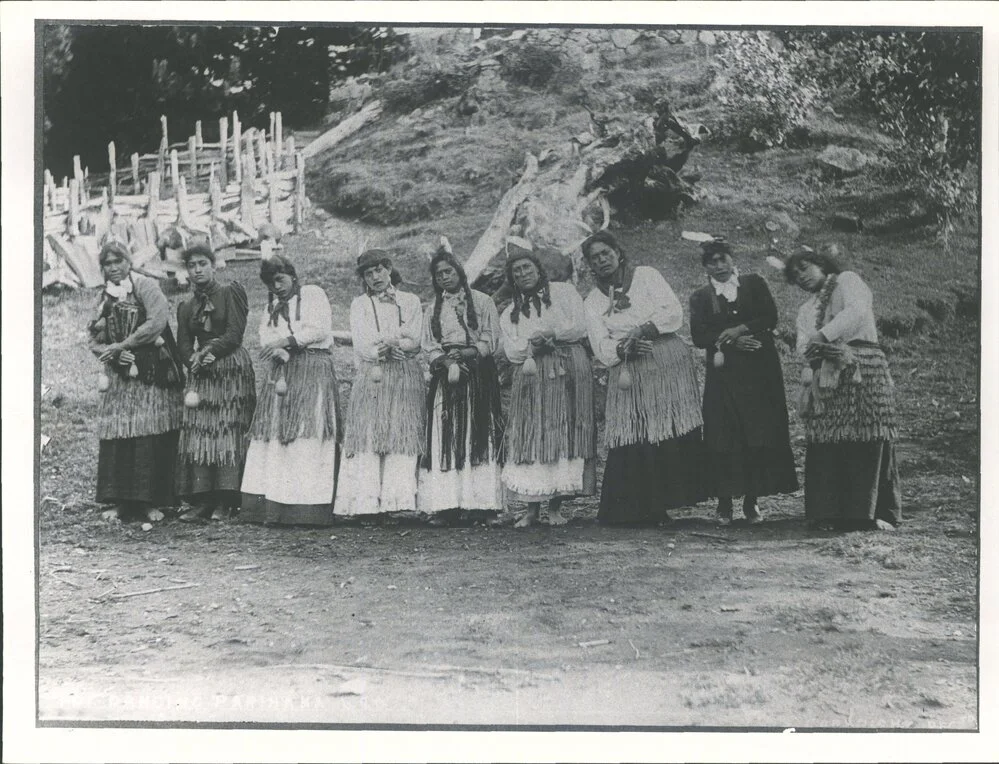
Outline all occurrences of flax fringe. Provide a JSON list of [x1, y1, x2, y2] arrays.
[[98, 367, 183, 440], [252, 351, 341, 445], [343, 357, 426, 457], [604, 334, 703, 449], [178, 348, 256, 466], [805, 345, 898, 444], [506, 344, 596, 465]]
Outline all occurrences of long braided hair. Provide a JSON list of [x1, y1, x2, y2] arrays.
[[505, 252, 552, 325], [429, 247, 478, 342]]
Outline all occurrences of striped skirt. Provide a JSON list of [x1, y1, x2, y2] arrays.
[[343, 357, 426, 457], [604, 334, 703, 448]]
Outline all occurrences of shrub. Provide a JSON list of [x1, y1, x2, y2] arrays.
[[501, 43, 565, 89], [711, 31, 819, 150], [381, 56, 474, 114]]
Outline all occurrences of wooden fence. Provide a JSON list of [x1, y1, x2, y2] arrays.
[[43, 111, 307, 289]]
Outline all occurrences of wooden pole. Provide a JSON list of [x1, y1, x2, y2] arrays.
[[170, 149, 180, 193], [240, 154, 256, 231], [218, 116, 229, 188], [176, 175, 191, 229], [275, 111, 283, 168], [161, 115, 168, 149], [147, 172, 160, 218], [73, 155, 83, 205], [209, 163, 222, 220], [188, 135, 198, 187], [82, 167, 90, 206], [256, 129, 268, 178], [285, 136, 296, 170], [294, 151, 305, 234], [44, 169, 54, 211], [156, 136, 167, 199], [232, 111, 242, 185], [67, 178, 79, 237], [268, 173, 278, 223], [108, 141, 117, 201], [195, 120, 203, 148], [269, 112, 276, 149], [131, 152, 140, 191]]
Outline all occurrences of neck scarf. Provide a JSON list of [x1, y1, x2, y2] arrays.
[[372, 284, 398, 304], [814, 273, 838, 331], [268, 282, 302, 328], [443, 289, 471, 343], [192, 280, 219, 333], [710, 268, 740, 303], [104, 276, 134, 301], [594, 263, 635, 316]]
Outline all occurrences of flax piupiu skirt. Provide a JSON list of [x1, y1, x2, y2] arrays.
[[175, 347, 256, 504]]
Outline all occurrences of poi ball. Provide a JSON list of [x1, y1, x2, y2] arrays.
[[275, 377, 288, 396], [370, 364, 384, 383], [184, 389, 201, 408], [154, 336, 165, 347], [801, 366, 813, 385], [447, 364, 461, 384], [521, 357, 538, 377], [713, 350, 725, 369], [128, 363, 140, 379], [617, 365, 634, 391], [97, 372, 111, 393]]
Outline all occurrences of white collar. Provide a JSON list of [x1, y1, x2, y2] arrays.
[[710, 268, 740, 302], [105, 277, 134, 300]]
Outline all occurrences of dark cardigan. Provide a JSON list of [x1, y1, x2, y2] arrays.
[[176, 281, 249, 363]]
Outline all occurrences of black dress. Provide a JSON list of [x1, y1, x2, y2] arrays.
[[689, 273, 798, 501]]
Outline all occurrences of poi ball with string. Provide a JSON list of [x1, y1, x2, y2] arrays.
[[184, 389, 201, 408], [97, 372, 111, 393], [448, 363, 461, 384]]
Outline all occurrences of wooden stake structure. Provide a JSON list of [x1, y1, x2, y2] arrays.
[[233, 111, 242, 185], [269, 112, 276, 150], [195, 120, 203, 148], [160, 114, 168, 149], [170, 149, 180, 192], [108, 141, 117, 202], [176, 175, 191, 229], [147, 171, 160, 218], [67, 179, 79, 237], [286, 136, 296, 170], [156, 137, 167, 199], [257, 128, 269, 178], [131, 152, 140, 192], [268, 173, 278, 224], [209, 163, 222, 220], [275, 111, 283, 169], [218, 116, 229, 188], [240, 154, 256, 232], [188, 135, 198, 187], [44, 170, 54, 211], [294, 152, 305, 233]]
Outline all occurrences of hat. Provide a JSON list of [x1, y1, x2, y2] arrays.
[[356, 249, 393, 275]]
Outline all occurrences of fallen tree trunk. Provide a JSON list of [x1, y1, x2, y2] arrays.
[[302, 101, 383, 161]]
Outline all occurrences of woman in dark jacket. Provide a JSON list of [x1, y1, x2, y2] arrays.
[[174, 243, 256, 521], [689, 238, 798, 525]]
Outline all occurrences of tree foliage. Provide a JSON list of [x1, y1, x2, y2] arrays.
[[42, 24, 407, 177], [783, 30, 982, 229]]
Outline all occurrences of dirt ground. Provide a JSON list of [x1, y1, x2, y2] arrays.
[[37, 240, 979, 729]]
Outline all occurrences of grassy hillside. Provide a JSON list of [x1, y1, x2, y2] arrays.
[[305, 34, 978, 343]]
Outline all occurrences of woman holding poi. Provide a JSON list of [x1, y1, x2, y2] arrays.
[[89, 240, 185, 522], [337, 250, 426, 520], [785, 247, 901, 531], [419, 246, 505, 525], [582, 231, 707, 526], [499, 244, 596, 527]]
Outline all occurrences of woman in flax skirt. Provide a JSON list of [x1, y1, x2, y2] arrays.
[[582, 231, 707, 526], [89, 240, 185, 522], [240, 254, 342, 526], [785, 247, 901, 531], [689, 237, 798, 526], [174, 243, 256, 522], [336, 250, 426, 521], [419, 246, 505, 526], [499, 245, 596, 528]]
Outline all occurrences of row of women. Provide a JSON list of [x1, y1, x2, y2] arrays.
[[90, 230, 901, 532]]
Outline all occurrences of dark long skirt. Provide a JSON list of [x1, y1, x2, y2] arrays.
[[597, 428, 708, 526], [805, 440, 902, 528], [710, 444, 799, 499], [96, 431, 180, 507], [241, 495, 335, 527]]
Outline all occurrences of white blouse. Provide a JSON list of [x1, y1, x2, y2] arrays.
[[422, 288, 500, 360], [583, 265, 684, 368], [499, 281, 588, 364], [258, 284, 333, 350], [349, 288, 423, 363], [794, 271, 880, 356]]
